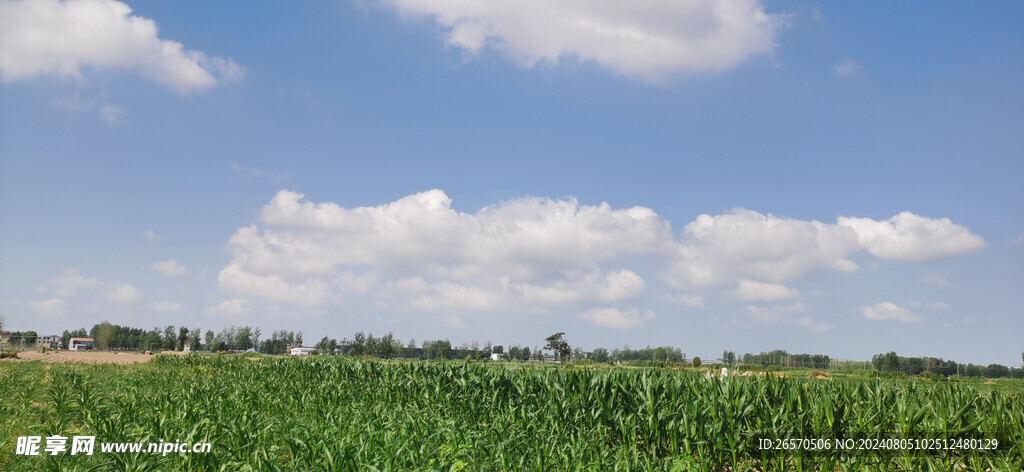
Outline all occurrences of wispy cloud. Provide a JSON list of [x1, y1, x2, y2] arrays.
[[230, 163, 289, 184], [833, 58, 860, 78]]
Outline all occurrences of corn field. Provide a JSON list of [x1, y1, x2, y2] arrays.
[[1, 356, 1021, 471]]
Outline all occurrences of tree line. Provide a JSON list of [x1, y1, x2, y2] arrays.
[[12, 316, 1024, 377], [872, 351, 1024, 379]]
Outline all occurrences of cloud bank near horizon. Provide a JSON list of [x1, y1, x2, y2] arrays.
[[212, 189, 984, 329]]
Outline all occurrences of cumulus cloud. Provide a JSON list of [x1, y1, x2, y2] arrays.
[[28, 298, 68, 316], [148, 301, 183, 312], [143, 230, 161, 243], [206, 298, 249, 316], [663, 209, 984, 289], [385, 0, 784, 81], [220, 189, 668, 312], [150, 259, 189, 277], [664, 209, 859, 288], [0, 0, 245, 94], [862, 302, 920, 323], [735, 279, 799, 301], [745, 302, 832, 332], [837, 212, 985, 262], [216, 191, 985, 318], [577, 307, 655, 329]]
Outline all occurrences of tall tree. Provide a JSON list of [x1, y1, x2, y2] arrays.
[[544, 332, 571, 364], [188, 327, 201, 351], [250, 327, 261, 350], [94, 321, 115, 350], [163, 325, 176, 350], [177, 326, 189, 351]]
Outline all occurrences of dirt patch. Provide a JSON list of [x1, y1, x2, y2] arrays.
[[1, 350, 158, 365], [810, 371, 830, 380]]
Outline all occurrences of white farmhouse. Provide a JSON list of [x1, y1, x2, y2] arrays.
[[290, 346, 316, 356]]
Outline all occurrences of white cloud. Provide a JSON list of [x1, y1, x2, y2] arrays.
[[150, 259, 189, 277], [663, 209, 984, 289], [220, 190, 668, 312], [0, 0, 245, 95], [745, 302, 832, 332], [148, 301, 183, 312], [385, 0, 785, 81], [577, 307, 655, 329], [106, 284, 140, 302], [217, 191, 985, 317], [36, 268, 141, 303], [206, 298, 249, 316], [663, 209, 860, 288], [833, 58, 859, 77], [143, 230, 161, 243], [838, 212, 984, 262], [862, 302, 920, 323], [735, 279, 799, 301], [28, 298, 68, 316]]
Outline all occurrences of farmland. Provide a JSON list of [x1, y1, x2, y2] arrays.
[[2, 355, 1022, 471]]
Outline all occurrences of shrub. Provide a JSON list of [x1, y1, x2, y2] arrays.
[[692, 357, 701, 368]]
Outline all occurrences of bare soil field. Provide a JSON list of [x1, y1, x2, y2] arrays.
[[0, 350, 168, 364]]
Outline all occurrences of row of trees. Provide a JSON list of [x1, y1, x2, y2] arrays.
[[55, 323, 274, 353], [8, 314, 1023, 376], [872, 351, 1024, 378], [741, 350, 832, 370]]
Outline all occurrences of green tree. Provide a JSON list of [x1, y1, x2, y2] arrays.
[[163, 325, 176, 351], [188, 327, 201, 351], [350, 331, 366, 356], [591, 347, 610, 363], [544, 332, 571, 364], [250, 327, 261, 350], [204, 330, 214, 351], [316, 336, 331, 354], [692, 357, 702, 368], [177, 326, 189, 351], [94, 321, 115, 350]]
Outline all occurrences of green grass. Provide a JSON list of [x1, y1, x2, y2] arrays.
[[1, 356, 1022, 471]]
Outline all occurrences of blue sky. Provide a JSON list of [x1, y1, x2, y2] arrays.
[[1, 0, 1022, 365]]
